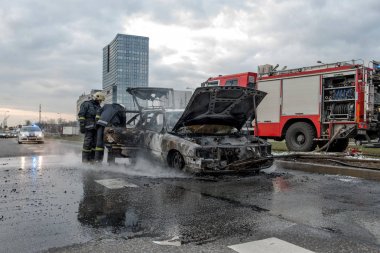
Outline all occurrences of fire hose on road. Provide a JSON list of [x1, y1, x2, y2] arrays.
[[273, 151, 380, 181]]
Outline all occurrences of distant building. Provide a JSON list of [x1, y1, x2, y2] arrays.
[[153, 90, 193, 109], [168, 90, 193, 109], [76, 89, 102, 117], [102, 34, 149, 110]]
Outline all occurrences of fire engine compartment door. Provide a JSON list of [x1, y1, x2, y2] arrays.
[[282, 75, 320, 116], [257, 80, 281, 123]]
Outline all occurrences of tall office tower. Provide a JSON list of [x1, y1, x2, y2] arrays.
[[102, 34, 149, 110]]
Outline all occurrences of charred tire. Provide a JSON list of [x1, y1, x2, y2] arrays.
[[285, 122, 317, 152], [325, 138, 349, 152], [168, 151, 185, 170]]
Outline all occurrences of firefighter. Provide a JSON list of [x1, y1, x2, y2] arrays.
[[94, 103, 127, 162], [78, 92, 105, 163]]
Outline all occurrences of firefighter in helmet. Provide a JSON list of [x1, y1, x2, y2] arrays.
[[94, 103, 127, 162], [78, 91, 105, 162]]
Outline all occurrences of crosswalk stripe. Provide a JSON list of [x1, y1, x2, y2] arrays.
[[94, 178, 138, 189], [228, 237, 314, 253], [26, 146, 43, 149]]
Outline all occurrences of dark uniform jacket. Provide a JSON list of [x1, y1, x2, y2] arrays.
[[78, 100, 101, 130], [96, 103, 126, 127]]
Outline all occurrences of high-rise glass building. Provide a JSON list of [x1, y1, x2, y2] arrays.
[[102, 34, 149, 110]]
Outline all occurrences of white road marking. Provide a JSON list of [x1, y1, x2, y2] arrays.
[[152, 236, 181, 246], [228, 237, 315, 253], [25, 146, 44, 150], [95, 178, 138, 189]]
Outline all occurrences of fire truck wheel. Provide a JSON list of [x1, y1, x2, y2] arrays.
[[285, 122, 317, 152], [325, 138, 349, 152]]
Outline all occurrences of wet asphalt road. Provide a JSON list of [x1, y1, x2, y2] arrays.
[[0, 138, 379, 253]]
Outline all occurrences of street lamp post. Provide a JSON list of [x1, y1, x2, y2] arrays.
[[57, 113, 61, 124], [57, 113, 61, 136], [1, 111, 10, 129]]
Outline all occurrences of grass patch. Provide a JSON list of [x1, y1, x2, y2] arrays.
[[354, 146, 380, 156], [270, 140, 380, 157], [269, 141, 288, 152]]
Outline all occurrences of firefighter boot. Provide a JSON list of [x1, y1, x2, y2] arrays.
[[89, 150, 95, 162], [82, 150, 92, 163], [94, 147, 104, 163]]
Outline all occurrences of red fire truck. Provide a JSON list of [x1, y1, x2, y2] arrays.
[[203, 60, 380, 152]]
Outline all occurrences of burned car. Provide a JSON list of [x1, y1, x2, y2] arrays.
[[104, 86, 273, 174]]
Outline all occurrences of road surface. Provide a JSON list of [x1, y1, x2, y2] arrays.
[[0, 138, 379, 253]]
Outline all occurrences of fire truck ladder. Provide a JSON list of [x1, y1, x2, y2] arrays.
[[259, 59, 363, 77]]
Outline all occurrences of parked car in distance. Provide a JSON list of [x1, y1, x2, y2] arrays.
[[104, 86, 273, 174], [11, 131, 18, 138], [18, 125, 44, 144], [0, 131, 15, 138]]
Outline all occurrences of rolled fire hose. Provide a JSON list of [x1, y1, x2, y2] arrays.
[[315, 126, 355, 152]]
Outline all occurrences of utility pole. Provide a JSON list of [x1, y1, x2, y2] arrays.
[[39, 104, 41, 124]]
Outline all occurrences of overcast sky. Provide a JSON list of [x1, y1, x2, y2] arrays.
[[1, 0, 380, 125]]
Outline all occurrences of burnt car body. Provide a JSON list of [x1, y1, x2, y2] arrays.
[[104, 86, 273, 174]]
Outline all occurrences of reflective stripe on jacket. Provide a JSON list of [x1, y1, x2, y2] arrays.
[[78, 99, 101, 129]]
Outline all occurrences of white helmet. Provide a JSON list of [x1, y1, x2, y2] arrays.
[[93, 91, 105, 102]]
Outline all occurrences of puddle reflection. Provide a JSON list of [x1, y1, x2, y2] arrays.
[[77, 171, 197, 235], [19, 156, 43, 171], [77, 172, 141, 232], [20, 156, 25, 170], [272, 177, 290, 192], [18, 156, 44, 181], [77, 171, 284, 241]]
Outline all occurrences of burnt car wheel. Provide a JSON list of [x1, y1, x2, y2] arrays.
[[168, 151, 185, 170]]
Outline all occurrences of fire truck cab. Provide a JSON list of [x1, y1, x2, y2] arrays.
[[203, 60, 380, 152], [203, 72, 257, 88]]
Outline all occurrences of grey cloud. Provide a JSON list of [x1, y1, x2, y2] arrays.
[[1, 0, 380, 121], [138, 0, 249, 28], [149, 48, 205, 88]]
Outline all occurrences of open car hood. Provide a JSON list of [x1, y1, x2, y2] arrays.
[[172, 86, 266, 132], [127, 87, 174, 111]]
